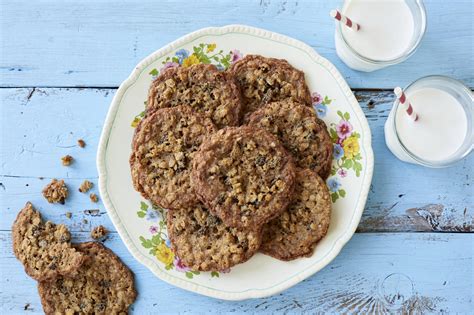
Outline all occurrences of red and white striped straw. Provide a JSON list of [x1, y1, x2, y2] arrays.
[[330, 9, 360, 31], [394, 87, 419, 121]]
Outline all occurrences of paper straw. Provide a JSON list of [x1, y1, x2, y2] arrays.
[[330, 9, 361, 31], [394, 87, 419, 121]]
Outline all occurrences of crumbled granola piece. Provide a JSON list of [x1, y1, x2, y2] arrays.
[[65, 212, 72, 219], [61, 155, 74, 166], [89, 193, 99, 203], [91, 225, 108, 240], [77, 139, 86, 148], [42, 179, 69, 204], [78, 180, 93, 193]]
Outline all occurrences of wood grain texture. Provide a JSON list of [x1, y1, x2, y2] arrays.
[[1, 232, 472, 314], [1, 88, 472, 233], [1, 0, 473, 89]]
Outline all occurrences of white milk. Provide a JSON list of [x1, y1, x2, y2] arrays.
[[342, 0, 414, 61], [395, 88, 467, 161], [334, 0, 424, 72]]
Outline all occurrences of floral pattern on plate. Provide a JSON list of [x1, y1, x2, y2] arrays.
[[312, 92, 363, 202]]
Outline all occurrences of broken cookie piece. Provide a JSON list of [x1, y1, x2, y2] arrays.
[[38, 242, 136, 314], [91, 225, 108, 240], [61, 155, 73, 166], [12, 202, 85, 281], [89, 193, 99, 203], [77, 139, 86, 148], [78, 180, 93, 193], [42, 179, 68, 204]]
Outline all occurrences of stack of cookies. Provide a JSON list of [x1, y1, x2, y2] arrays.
[[12, 203, 137, 314], [131, 55, 333, 271]]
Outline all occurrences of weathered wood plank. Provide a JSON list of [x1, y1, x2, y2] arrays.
[[1, 88, 472, 232], [1, 232, 471, 313], [1, 0, 473, 88]]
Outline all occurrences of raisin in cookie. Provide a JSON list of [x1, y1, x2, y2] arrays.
[[130, 106, 216, 210], [245, 99, 333, 179], [191, 126, 296, 229], [147, 64, 241, 128], [260, 169, 332, 261], [228, 55, 312, 117], [167, 203, 261, 271], [12, 202, 85, 281], [38, 242, 136, 315]]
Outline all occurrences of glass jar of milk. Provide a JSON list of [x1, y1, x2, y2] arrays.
[[385, 76, 473, 167], [334, 0, 426, 72]]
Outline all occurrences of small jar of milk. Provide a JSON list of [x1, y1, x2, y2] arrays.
[[385, 76, 473, 167], [334, 0, 426, 72]]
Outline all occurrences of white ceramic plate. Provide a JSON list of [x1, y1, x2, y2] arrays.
[[97, 25, 374, 300]]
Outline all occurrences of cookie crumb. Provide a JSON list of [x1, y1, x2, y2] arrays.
[[91, 225, 108, 240], [24, 303, 31, 311], [61, 155, 74, 166], [65, 212, 72, 219], [82, 219, 88, 224], [77, 139, 86, 148], [42, 179, 68, 204], [89, 193, 99, 203], [78, 180, 93, 193]]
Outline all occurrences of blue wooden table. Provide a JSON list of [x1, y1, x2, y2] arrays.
[[1, 1, 472, 313]]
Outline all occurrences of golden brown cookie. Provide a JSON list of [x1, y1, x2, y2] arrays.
[[147, 63, 242, 128], [260, 169, 332, 261], [245, 99, 333, 179], [130, 106, 217, 210], [167, 203, 261, 271], [191, 126, 296, 229], [12, 202, 85, 281], [38, 242, 136, 315], [228, 54, 312, 118]]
